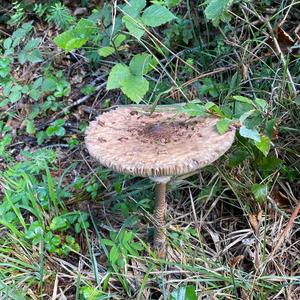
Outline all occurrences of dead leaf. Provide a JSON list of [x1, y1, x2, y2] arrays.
[[230, 255, 244, 268]]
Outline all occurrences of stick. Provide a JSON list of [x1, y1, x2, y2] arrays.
[[271, 199, 300, 255]]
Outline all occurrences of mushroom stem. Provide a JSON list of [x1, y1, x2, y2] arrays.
[[153, 182, 167, 257]]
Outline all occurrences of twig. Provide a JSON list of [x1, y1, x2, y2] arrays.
[[36, 80, 106, 130], [271, 199, 300, 255], [173, 65, 235, 92]]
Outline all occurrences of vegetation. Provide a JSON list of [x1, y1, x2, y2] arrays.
[[0, 0, 299, 299]]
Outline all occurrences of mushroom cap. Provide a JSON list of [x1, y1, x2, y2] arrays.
[[85, 105, 235, 177]]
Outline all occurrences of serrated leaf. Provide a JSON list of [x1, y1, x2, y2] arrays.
[[24, 38, 41, 51], [251, 184, 268, 203], [107, 64, 131, 90], [129, 53, 152, 76], [142, 5, 176, 27], [123, 0, 146, 18], [216, 118, 232, 134], [29, 88, 41, 101], [239, 126, 260, 142], [255, 134, 270, 156], [204, 0, 232, 21], [123, 16, 145, 40], [27, 49, 43, 63], [98, 46, 115, 57], [121, 75, 149, 103]]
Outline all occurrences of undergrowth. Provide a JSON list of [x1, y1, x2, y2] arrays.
[[0, 0, 299, 299]]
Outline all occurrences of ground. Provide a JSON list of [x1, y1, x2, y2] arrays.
[[0, 1, 299, 299]]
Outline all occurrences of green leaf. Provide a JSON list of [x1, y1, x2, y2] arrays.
[[170, 285, 197, 300], [18, 52, 27, 64], [114, 34, 126, 47], [294, 94, 300, 105], [123, 16, 145, 40], [98, 46, 115, 57], [233, 95, 253, 105], [27, 49, 43, 63], [107, 64, 131, 90], [265, 118, 276, 138], [64, 37, 88, 52], [255, 134, 271, 156], [205, 101, 224, 117], [25, 119, 36, 135], [239, 109, 255, 124], [46, 119, 66, 137], [239, 126, 260, 142], [123, 0, 146, 18], [182, 103, 207, 117], [3, 38, 13, 49], [229, 149, 249, 167], [142, 5, 176, 27], [9, 91, 22, 103], [109, 245, 119, 265], [74, 18, 97, 36], [0, 98, 10, 108], [29, 88, 41, 101], [0, 57, 11, 77], [121, 75, 149, 103], [251, 184, 268, 203], [129, 53, 152, 76], [254, 98, 267, 111], [42, 78, 57, 92], [24, 38, 41, 51], [216, 118, 232, 134], [53, 30, 76, 50], [204, 0, 232, 21], [50, 216, 69, 231]]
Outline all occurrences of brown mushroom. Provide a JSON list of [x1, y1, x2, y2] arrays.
[[85, 105, 235, 257]]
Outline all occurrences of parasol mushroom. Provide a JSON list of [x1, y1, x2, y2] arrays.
[[85, 105, 235, 257]]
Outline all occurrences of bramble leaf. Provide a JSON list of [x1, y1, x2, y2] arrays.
[[129, 53, 153, 76], [123, 16, 145, 40], [251, 183, 268, 203], [255, 134, 271, 156], [121, 75, 149, 103], [142, 5, 176, 27], [123, 0, 146, 18], [107, 64, 131, 90], [239, 126, 260, 142], [205, 0, 233, 22]]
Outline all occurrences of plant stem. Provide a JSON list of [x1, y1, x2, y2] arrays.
[[153, 182, 167, 257]]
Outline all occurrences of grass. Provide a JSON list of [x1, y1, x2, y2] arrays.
[[0, 0, 300, 299]]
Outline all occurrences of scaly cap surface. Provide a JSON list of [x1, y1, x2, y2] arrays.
[[85, 105, 235, 177]]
